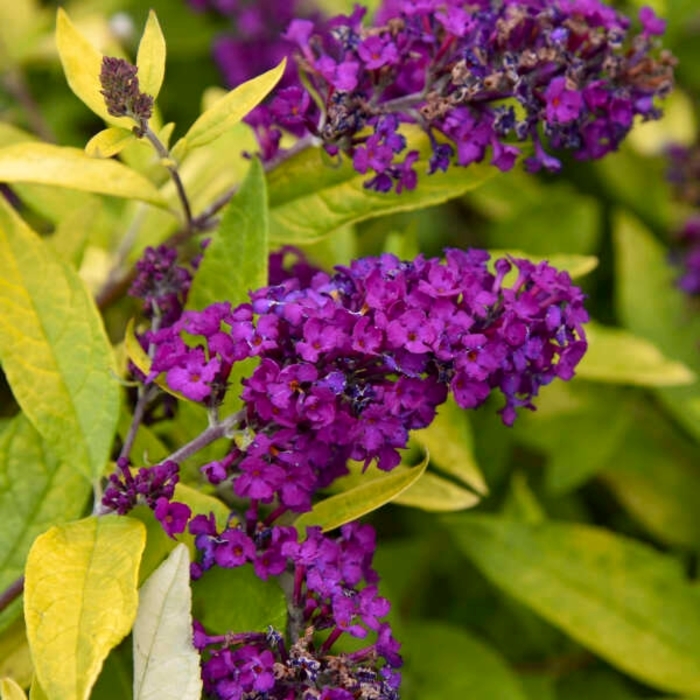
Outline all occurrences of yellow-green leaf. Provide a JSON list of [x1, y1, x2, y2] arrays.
[[85, 127, 136, 159], [487, 250, 599, 281], [0, 415, 91, 633], [412, 396, 487, 495], [578, 322, 696, 386], [392, 471, 481, 512], [175, 59, 285, 156], [0, 678, 27, 700], [28, 678, 47, 700], [0, 0, 44, 65], [55, 8, 132, 128], [47, 198, 99, 268], [447, 515, 700, 695], [0, 617, 32, 689], [24, 517, 146, 700], [0, 199, 120, 480], [135, 11, 166, 100], [294, 453, 429, 533], [133, 545, 202, 700], [0, 143, 169, 207]]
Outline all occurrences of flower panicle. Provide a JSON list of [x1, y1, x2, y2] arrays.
[[99, 56, 154, 133]]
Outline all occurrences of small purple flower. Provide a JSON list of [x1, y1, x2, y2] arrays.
[[154, 498, 191, 538]]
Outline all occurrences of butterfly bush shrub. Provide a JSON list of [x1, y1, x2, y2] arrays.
[[1, 1, 699, 699]]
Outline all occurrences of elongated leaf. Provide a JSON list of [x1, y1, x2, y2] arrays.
[[135, 11, 166, 100], [0, 415, 90, 632], [0, 678, 27, 700], [47, 198, 98, 268], [412, 396, 487, 495], [0, 200, 120, 480], [268, 130, 494, 243], [175, 60, 285, 157], [55, 9, 132, 128], [401, 621, 527, 700], [614, 211, 700, 441], [85, 127, 136, 159], [578, 322, 695, 386], [446, 515, 700, 694], [0, 143, 169, 207], [294, 454, 429, 532], [24, 517, 146, 700], [133, 545, 201, 700], [187, 157, 268, 311], [392, 471, 480, 512]]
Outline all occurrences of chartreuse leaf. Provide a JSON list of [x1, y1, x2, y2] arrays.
[[294, 453, 429, 533], [187, 157, 268, 311], [0, 678, 27, 700], [47, 198, 99, 269], [133, 545, 202, 700], [85, 127, 136, 159], [0, 198, 120, 480], [614, 210, 700, 442], [135, 11, 166, 100], [577, 322, 695, 386], [401, 621, 527, 700], [192, 565, 286, 636], [487, 249, 599, 281], [55, 9, 132, 129], [24, 517, 146, 700], [0, 143, 169, 207], [412, 396, 487, 495], [392, 471, 480, 512], [267, 127, 495, 243], [28, 678, 47, 700], [173, 59, 285, 159], [0, 414, 90, 633], [446, 515, 700, 694]]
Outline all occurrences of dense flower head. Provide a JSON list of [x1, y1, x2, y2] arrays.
[[244, 0, 675, 192], [146, 249, 588, 514], [129, 244, 193, 327], [192, 522, 401, 700], [102, 458, 191, 536], [99, 56, 153, 133]]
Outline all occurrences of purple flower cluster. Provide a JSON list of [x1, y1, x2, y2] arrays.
[[192, 521, 401, 700], [129, 244, 194, 328], [99, 56, 153, 135], [102, 458, 192, 537], [250, 0, 675, 192], [145, 249, 587, 515]]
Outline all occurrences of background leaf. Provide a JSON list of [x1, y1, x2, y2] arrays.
[[267, 127, 494, 243], [446, 515, 700, 694], [133, 544, 202, 700], [0, 678, 28, 700], [24, 517, 146, 700], [0, 199, 120, 481], [136, 10, 166, 100]]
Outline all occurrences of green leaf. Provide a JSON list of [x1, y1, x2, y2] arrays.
[[47, 199, 98, 269], [192, 565, 286, 636], [578, 322, 695, 386], [85, 127, 136, 159], [487, 250, 599, 281], [613, 210, 700, 441], [0, 143, 169, 207], [135, 10, 166, 100], [174, 60, 285, 157], [0, 678, 27, 700], [0, 199, 121, 480], [401, 621, 527, 700], [392, 471, 480, 512], [267, 127, 495, 244], [0, 414, 91, 632], [186, 157, 268, 311], [133, 545, 202, 700], [24, 517, 146, 700], [0, 0, 44, 66], [599, 404, 700, 549], [55, 9, 132, 129], [446, 514, 700, 694], [412, 396, 487, 495], [294, 453, 429, 533]]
